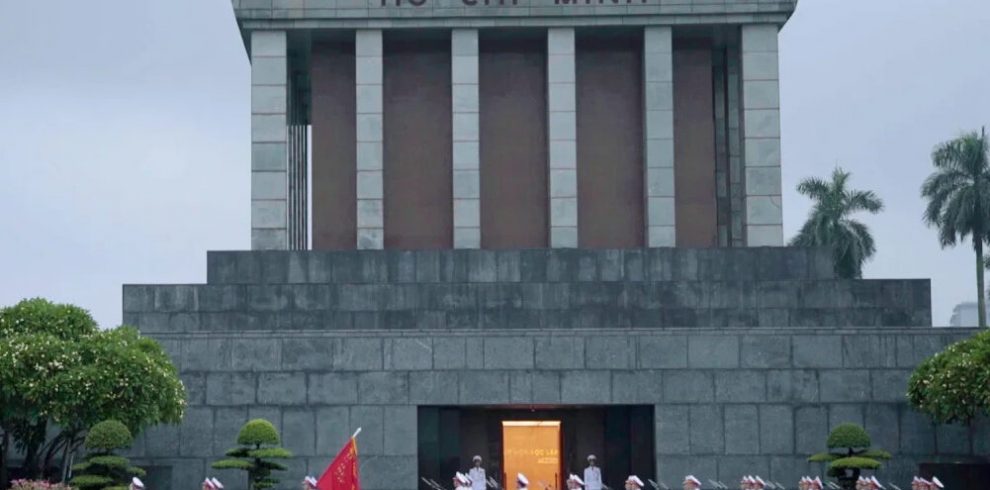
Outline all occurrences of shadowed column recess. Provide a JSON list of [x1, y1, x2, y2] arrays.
[[311, 40, 357, 250], [479, 34, 549, 249], [383, 35, 453, 249], [576, 33, 644, 248]]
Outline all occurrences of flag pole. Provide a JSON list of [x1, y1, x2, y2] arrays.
[[352, 427, 362, 439]]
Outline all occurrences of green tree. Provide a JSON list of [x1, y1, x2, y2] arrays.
[[808, 423, 891, 490], [212, 419, 293, 490], [0, 298, 97, 487], [0, 298, 186, 485], [69, 420, 146, 490], [907, 330, 990, 425], [790, 168, 884, 279], [921, 128, 990, 328]]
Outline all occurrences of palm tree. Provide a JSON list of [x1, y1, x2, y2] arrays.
[[921, 128, 990, 328], [790, 167, 884, 279]]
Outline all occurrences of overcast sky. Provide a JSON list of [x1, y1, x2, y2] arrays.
[[1, 0, 989, 328]]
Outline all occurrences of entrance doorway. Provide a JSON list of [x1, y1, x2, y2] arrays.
[[502, 421, 561, 490], [417, 406, 654, 490]]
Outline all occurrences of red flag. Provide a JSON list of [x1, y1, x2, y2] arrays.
[[317, 437, 360, 490]]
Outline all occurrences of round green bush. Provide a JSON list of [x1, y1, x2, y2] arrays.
[[0, 298, 98, 339], [829, 456, 881, 470], [908, 330, 990, 424], [85, 420, 134, 451], [237, 418, 280, 446], [827, 423, 871, 449]]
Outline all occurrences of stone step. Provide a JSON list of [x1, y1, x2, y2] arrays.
[[124, 279, 928, 313], [124, 305, 931, 333], [205, 247, 835, 285]]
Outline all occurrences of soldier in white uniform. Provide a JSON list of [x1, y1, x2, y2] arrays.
[[583, 455, 602, 490], [469, 456, 487, 490], [130, 477, 144, 490], [455, 472, 473, 490], [518, 474, 529, 490], [682, 476, 701, 490], [567, 474, 585, 490], [624, 476, 643, 490], [303, 476, 318, 490]]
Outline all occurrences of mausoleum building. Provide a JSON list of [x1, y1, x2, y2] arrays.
[[122, 2, 986, 490]]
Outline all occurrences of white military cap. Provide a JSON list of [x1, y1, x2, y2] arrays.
[[456, 473, 472, 485], [931, 477, 943, 489], [587, 455, 597, 461], [684, 476, 701, 485], [203, 479, 215, 490], [569, 474, 585, 486], [211, 478, 224, 489], [626, 476, 644, 488], [518, 474, 529, 486], [473, 455, 483, 462], [132, 477, 145, 489], [305, 477, 318, 487]]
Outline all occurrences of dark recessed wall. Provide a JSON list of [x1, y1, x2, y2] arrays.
[[418, 406, 654, 490], [479, 34, 549, 249], [673, 41, 717, 247], [383, 35, 453, 249], [311, 41, 357, 250], [576, 33, 644, 248]]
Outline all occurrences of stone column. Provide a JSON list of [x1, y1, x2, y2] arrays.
[[547, 28, 578, 248], [727, 45, 745, 248], [250, 31, 289, 250], [642, 26, 675, 247], [741, 24, 783, 246], [356, 29, 385, 249], [452, 29, 481, 249]]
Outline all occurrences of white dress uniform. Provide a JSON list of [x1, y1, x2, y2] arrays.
[[584, 466, 602, 490], [469, 467, 487, 490]]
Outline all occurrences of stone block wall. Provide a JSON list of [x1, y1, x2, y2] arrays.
[[126, 328, 985, 490], [120, 248, 964, 490]]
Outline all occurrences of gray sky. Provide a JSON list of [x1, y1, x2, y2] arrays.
[[1, 0, 988, 328]]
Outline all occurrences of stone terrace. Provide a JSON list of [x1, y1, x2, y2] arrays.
[[122, 248, 932, 333]]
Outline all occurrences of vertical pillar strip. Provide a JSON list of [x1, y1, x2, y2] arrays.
[[547, 27, 578, 248], [250, 30, 289, 250], [741, 24, 784, 246], [643, 26, 675, 247], [355, 29, 385, 250], [452, 29, 481, 249]]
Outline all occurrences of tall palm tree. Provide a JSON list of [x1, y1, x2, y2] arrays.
[[790, 167, 884, 279], [921, 128, 990, 328]]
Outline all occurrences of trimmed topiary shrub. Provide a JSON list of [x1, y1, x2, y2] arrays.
[[212, 419, 293, 490], [808, 423, 890, 490], [70, 420, 145, 490]]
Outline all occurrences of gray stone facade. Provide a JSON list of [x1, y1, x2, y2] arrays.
[[122, 249, 981, 490], [231, 0, 798, 27]]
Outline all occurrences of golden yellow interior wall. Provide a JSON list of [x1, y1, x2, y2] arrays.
[[501, 422, 561, 490]]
